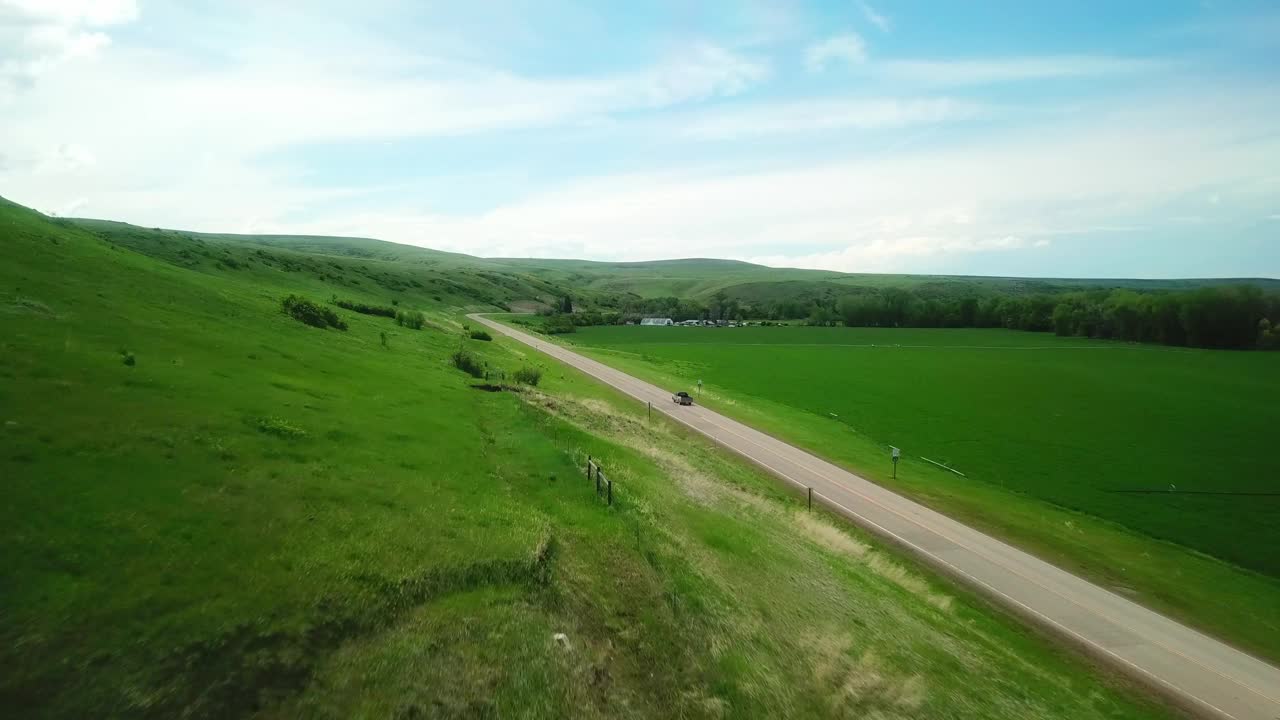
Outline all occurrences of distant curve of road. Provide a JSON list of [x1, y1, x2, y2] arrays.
[[470, 314, 1280, 720]]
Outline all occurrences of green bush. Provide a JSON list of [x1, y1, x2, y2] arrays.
[[543, 315, 576, 334], [450, 350, 485, 378], [120, 350, 136, 367], [513, 366, 542, 386], [282, 295, 347, 330], [395, 310, 426, 330], [469, 329, 493, 341], [333, 298, 396, 318]]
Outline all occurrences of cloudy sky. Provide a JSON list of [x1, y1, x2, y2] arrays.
[[2, 0, 1278, 277]]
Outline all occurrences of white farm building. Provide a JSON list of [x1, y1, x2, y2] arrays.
[[640, 317, 674, 326]]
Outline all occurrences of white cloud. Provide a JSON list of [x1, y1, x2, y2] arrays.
[[747, 235, 1046, 273], [0, 0, 136, 93], [222, 91, 1278, 272], [3, 38, 769, 160], [35, 143, 95, 174], [641, 43, 770, 106], [54, 196, 87, 217], [677, 97, 984, 140], [0, 0, 138, 26], [805, 33, 867, 72], [857, 1, 892, 33], [883, 55, 1165, 86]]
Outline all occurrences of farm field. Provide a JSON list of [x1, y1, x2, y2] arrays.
[[555, 323, 1280, 661], [0, 198, 1176, 718]]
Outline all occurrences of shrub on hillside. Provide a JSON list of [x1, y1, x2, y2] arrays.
[[282, 295, 347, 330], [450, 350, 485, 378], [469, 329, 493, 341], [513, 366, 542, 386], [396, 309, 426, 330], [543, 315, 576, 334], [333, 297, 396, 318]]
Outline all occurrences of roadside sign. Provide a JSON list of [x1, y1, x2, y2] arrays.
[[890, 446, 900, 479]]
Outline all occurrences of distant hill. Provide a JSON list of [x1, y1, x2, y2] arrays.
[[25, 200, 1276, 313]]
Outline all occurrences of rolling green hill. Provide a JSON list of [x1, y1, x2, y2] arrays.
[[66, 215, 1279, 314], [1, 197, 1177, 717]]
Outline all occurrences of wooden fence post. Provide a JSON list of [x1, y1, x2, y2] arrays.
[[808, 487, 812, 511]]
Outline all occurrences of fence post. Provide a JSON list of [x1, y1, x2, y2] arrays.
[[607, 479, 613, 506], [596, 469, 601, 496], [587, 455, 592, 481], [808, 487, 812, 511]]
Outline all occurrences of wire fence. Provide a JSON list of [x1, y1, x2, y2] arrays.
[[586, 456, 613, 506]]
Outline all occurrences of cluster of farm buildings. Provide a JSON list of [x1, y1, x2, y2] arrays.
[[634, 318, 753, 327]]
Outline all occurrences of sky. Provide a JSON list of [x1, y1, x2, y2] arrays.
[[1, 0, 1278, 278]]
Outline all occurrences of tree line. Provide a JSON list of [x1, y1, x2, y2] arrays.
[[551, 285, 1279, 350], [828, 285, 1278, 350]]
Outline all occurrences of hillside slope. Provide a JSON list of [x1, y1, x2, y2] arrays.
[[1, 197, 1172, 718], [67, 215, 1279, 312]]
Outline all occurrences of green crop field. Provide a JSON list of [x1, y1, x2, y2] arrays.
[[0, 197, 1178, 718], [553, 323, 1280, 660]]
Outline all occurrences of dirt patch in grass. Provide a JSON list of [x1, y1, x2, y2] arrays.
[[808, 636, 928, 717]]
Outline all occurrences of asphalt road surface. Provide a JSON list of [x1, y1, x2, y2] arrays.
[[472, 314, 1280, 720]]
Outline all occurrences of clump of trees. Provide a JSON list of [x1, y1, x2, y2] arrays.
[[542, 315, 577, 334], [282, 294, 347, 330], [833, 289, 1054, 331], [469, 329, 493, 341], [1050, 286, 1276, 349], [823, 285, 1277, 350], [395, 309, 426, 330], [332, 297, 396, 318]]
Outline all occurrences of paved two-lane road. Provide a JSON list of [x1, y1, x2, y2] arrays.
[[471, 314, 1280, 720]]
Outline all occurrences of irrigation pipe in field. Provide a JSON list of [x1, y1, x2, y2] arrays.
[[919, 456, 967, 477]]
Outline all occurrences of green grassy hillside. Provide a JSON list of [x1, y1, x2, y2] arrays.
[[488, 256, 1280, 302], [550, 323, 1280, 661], [1, 197, 1175, 717], [67, 217, 1280, 313], [67, 218, 595, 312]]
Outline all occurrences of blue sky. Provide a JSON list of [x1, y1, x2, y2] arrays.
[[1, 0, 1278, 277]]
